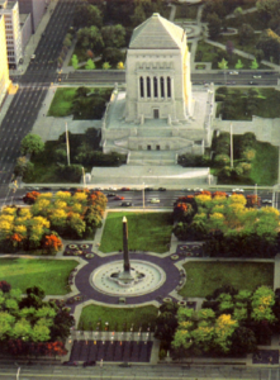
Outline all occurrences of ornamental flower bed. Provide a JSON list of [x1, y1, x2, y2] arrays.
[[64, 243, 93, 257]]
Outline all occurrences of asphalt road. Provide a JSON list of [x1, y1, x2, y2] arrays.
[[0, 0, 77, 199], [0, 363, 279, 380], [62, 70, 279, 86], [4, 188, 274, 210], [105, 188, 275, 209]]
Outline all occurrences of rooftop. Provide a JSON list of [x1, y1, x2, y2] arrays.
[[129, 13, 185, 49]]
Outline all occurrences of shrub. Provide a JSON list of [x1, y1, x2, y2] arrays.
[[159, 349, 167, 360], [241, 148, 256, 162], [56, 164, 82, 182], [214, 154, 230, 167]]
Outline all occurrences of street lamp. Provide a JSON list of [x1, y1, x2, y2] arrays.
[[81, 167, 86, 187], [16, 366, 21, 380]]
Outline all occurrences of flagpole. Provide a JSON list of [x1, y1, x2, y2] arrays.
[[65, 122, 70, 166]]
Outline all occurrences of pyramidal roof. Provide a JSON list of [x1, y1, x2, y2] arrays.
[[129, 13, 185, 49]]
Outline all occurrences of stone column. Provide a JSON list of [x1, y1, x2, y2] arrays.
[[123, 216, 130, 272]]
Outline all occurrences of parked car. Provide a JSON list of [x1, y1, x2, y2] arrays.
[[150, 198, 160, 204], [121, 202, 132, 207], [121, 187, 130, 191], [248, 81, 257, 85], [145, 187, 154, 191], [229, 71, 239, 75], [253, 75, 262, 79], [158, 187, 166, 191]]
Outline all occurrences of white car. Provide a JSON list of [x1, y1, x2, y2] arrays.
[[232, 188, 244, 192], [253, 75, 262, 79], [229, 71, 239, 75], [150, 198, 160, 204], [31, 54, 36, 60]]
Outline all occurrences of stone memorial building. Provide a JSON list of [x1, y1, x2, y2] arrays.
[[92, 13, 215, 186]]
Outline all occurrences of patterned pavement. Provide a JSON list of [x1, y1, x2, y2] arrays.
[[71, 250, 182, 305]]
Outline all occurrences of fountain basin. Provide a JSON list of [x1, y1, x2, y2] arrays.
[[90, 260, 166, 297]]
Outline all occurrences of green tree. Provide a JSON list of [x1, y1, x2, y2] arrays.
[[103, 47, 124, 66], [251, 286, 276, 322], [67, 213, 86, 238], [102, 62, 111, 70], [14, 156, 34, 177], [218, 58, 228, 70], [257, 28, 280, 63], [73, 3, 103, 29], [238, 23, 254, 45], [13, 318, 32, 340], [32, 319, 51, 342], [235, 59, 244, 69], [0, 312, 15, 340], [63, 36, 72, 48], [101, 24, 126, 48], [85, 59, 96, 70], [20, 134, 44, 156], [131, 4, 146, 26], [256, 0, 279, 18], [250, 58, 259, 69], [77, 26, 104, 55], [71, 54, 79, 69], [207, 12, 222, 39]]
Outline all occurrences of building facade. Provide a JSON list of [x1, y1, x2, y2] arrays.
[[125, 13, 192, 123], [20, 12, 31, 50], [101, 13, 215, 165], [18, 0, 45, 33], [0, 14, 10, 105], [0, 0, 22, 68]]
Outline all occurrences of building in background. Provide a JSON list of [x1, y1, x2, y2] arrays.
[[0, 14, 10, 105], [0, 0, 22, 69], [18, 0, 45, 33], [20, 12, 31, 50]]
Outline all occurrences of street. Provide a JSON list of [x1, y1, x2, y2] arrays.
[[0, 0, 77, 199], [0, 363, 279, 380], [61, 70, 279, 86]]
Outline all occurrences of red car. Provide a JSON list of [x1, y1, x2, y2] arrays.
[[121, 187, 130, 191], [114, 195, 124, 200]]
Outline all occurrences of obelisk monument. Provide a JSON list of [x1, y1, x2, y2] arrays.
[[122, 216, 130, 272]]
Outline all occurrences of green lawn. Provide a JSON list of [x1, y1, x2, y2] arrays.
[[216, 88, 280, 120], [78, 305, 158, 331], [48, 88, 77, 117], [47, 87, 112, 119], [179, 262, 274, 298], [250, 141, 278, 186], [99, 212, 173, 253], [0, 258, 78, 295]]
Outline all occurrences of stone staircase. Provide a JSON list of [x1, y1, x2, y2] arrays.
[[127, 151, 177, 166]]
